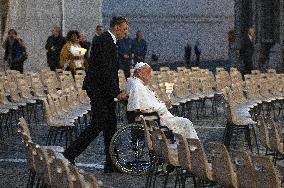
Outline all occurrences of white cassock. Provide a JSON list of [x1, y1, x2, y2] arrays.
[[126, 77, 199, 139]]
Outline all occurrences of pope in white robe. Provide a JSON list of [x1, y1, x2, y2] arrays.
[[125, 62, 199, 139]]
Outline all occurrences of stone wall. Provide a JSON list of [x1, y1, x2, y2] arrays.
[[102, 0, 235, 62], [63, 0, 102, 39], [3, 0, 102, 72]]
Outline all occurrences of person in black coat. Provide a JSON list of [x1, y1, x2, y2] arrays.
[[240, 27, 256, 75], [194, 41, 201, 66], [45, 26, 66, 71], [2, 29, 27, 73], [63, 17, 129, 173]]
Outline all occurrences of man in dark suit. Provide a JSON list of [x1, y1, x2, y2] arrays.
[[240, 27, 256, 75], [63, 17, 128, 173]]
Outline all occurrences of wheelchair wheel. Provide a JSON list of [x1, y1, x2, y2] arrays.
[[109, 123, 151, 175]]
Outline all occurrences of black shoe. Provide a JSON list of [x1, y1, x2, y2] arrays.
[[62, 152, 75, 165], [103, 164, 120, 173]]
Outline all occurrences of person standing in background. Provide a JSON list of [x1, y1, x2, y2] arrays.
[[79, 33, 91, 70], [60, 30, 86, 75], [89, 25, 104, 61], [2, 29, 27, 73], [132, 31, 147, 64], [45, 26, 66, 71], [194, 41, 201, 66], [117, 31, 133, 79], [184, 44, 192, 67], [240, 27, 256, 75]]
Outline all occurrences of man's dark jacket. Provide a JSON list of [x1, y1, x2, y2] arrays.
[[240, 34, 254, 73], [83, 32, 120, 99]]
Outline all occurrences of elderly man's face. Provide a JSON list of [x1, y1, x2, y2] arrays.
[[137, 66, 152, 85]]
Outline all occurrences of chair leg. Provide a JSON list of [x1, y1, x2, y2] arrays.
[[152, 159, 161, 188], [52, 129, 59, 145], [145, 156, 156, 188], [251, 125, 259, 154], [46, 128, 53, 145], [163, 171, 170, 188], [192, 176, 197, 188], [244, 125, 253, 152], [223, 123, 233, 150]]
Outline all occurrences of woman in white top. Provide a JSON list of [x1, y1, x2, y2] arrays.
[[60, 30, 87, 74]]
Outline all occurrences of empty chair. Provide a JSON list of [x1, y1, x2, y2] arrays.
[[251, 155, 281, 188], [210, 143, 239, 188], [174, 133, 196, 187], [231, 151, 256, 188], [188, 138, 215, 186]]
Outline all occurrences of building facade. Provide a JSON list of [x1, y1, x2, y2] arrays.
[[102, 0, 235, 63], [0, 0, 102, 71], [4, 1, 273, 71], [232, 0, 284, 72]]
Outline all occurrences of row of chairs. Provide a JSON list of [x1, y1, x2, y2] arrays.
[[43, 88, 91, 148], [143, 121, 281, 188], [257, 116, 284, 164], [0, 68, 88, 141], [18, 117, 104, 188], [222, 70, 284, 151]]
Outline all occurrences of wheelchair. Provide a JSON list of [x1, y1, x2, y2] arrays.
[[109, 110, 158, 175], [110, 101, 175, 175]]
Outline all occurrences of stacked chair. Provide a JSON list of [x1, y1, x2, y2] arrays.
[[142, 119, 281, 188], [18, 117, 104, 188]]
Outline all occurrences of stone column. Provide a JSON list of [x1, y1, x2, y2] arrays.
[[252, 0, 262, 70], [0, 0, 3, 70], [280, 0, 284, 71], [229, 0, 242, 68]]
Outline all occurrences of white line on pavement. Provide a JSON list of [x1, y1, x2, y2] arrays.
[[0, 158, 104, 169]]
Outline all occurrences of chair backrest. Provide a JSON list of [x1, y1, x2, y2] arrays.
[[18, 117, 32, 142], [48, 154, 74, 188], [142, 120, 153, 152], [232, 150, 256, 188], [0, 84, 11, 105], [160, 66, 170, 72], [252, 155, 281, 188], [67, 164, 85, 188], [34, 145, 52, 185], [174, 133, 191, 171], [74, 74, 84, 91], [9, 81, 22, 102], [269, 120, 283, 154], [158, 128, 179, 167], [187, 138, 213, 181], [18, 78, 33, 99], [80, 171, 102, 188], [32, 80, 46, 97], [210, 143, 239, 187], [257, 117, 271, 150], [150, 128, 164, 158]]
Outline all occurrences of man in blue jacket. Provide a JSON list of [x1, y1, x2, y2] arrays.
[[132, 31, 147, 64], [117, 31, 133, 79]]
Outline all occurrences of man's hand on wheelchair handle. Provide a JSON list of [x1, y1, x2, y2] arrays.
[[116, 92, 129, 101]]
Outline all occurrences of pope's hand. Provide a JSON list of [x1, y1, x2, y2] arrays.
[[165, 100, 172, 108], [117, 93, 128, 101]]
